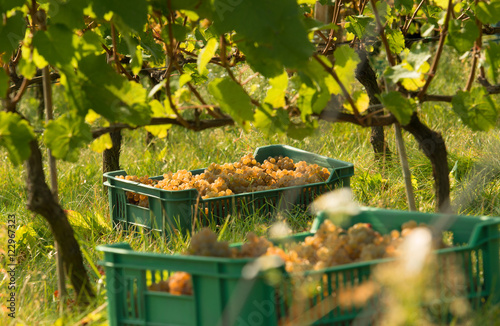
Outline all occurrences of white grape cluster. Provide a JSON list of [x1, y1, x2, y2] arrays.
[[118, 153, 331, 207], [116, 175, 155, 207], [269, 220, 427, 273], [148, 221, 430, 295]]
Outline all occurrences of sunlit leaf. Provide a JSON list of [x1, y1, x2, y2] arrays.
[[344, 91, 370, 113], [198, 37, 218, 75], [208, 77, 254, 130], [90, 133, 113, 153], [264, 71, 288, 108], [0, 112, 35, 165], [451, 88, 498, 131], [44, 114, 92, 162], [385, 28, 405, 54], [345, 16, 374, 39], [145, 100, 174, 138], [254, 104, 289, 136]]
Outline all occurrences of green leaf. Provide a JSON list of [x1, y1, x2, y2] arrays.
[[212, 0, 314, 77], [44, 114, 92, 162], [47, 0, 87, 30], [332, 46, 361, 95], [198, 37, 218, 75], [137, 30, 165, 66], [254, 104, 289, 136], [208, 77, 255, 129], [385, 28, 405, 54], [287, 119, 318, 140], [0, 11, 26, 62], [345, 16, 374, 39], [484, 41, 500, 84], [93, 0, 148, 32], [184, 63, 209, 85], [0, 112, 35, 165], [446, 19, 479, 54], [451, 88, 498, 131], [0, 67, 8, 99], [380, 91, 415, 125], [32, 24, 75, 66], [264, 70, 288, 108], [90, 133, 113, 153], [395, 0, 414, 11], [475, 1, 500, 25], [78, 54, 152, 126], [385, 64, 422, 84], [0, 0, 25, 12]]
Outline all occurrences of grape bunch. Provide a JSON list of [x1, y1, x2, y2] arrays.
[[148, 272, 192, 295], [263, 220, 429, 273], [117, 153, 331, 207], [116, 175, 156, 207]]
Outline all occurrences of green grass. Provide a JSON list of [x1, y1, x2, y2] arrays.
[[1, 54, 500, 325]]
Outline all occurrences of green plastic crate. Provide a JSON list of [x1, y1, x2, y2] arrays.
[[98, 208, 500, 326], [103, 145, 354, 235]]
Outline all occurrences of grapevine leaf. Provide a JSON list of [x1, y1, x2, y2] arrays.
[[44, 114, 92, 162], [137, 30, 165, 65], [451, 88, 498, 131], [434, 0, 449, 9], [184, 63, 208, 85], [18, 52, 37, 79], [332, 46, 361, 95], [484, 41, 500, 84], [385, 28, 405, 54], [446, 19, 479, 54], [198, 37, 218, 75], [0, 0, 24, 12], [90, 133, 113, 153], [32, 24, 75, 66], [208, 77, 255, 130], [395, 0, 414, 11], [474, 1, 500, 25], [287, 119, 318, 140], [254, 104, 289, 136], [384, 64, 421, 84], [145, 100, 174, 138], [0, 67, 8, 99], [179, 74, 193, 88], [380, 91, 415, 125], [0, 112, 35, 165], [92, 0, 148, 32], [344, 91, 370, 113], [47, 0, 87, 30], [78, 54, 152, 126], [264, 71, 288, 108], [212, 0, 314, 77], [0, 11, 26, 62], [345, 16, 375, 39]]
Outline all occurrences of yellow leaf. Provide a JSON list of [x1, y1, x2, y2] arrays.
[[90, 133, 113, 153], [85, 109, 101, 124], [344, 91, 369, 113]]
